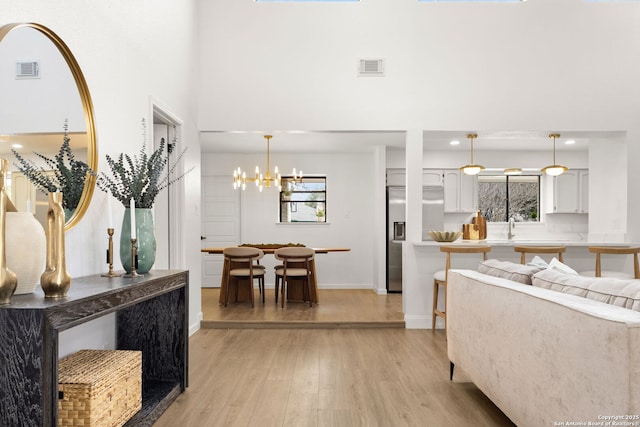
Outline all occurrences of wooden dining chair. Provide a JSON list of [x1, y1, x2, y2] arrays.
[[274, 247, 315, 308], [581, 246, 640, 279], [222, 247, 265, 307], [433, 245, 491, 333], [513, 245, 566, 265]]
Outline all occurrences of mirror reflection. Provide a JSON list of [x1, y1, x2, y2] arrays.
[[0, 23, 96, 230]]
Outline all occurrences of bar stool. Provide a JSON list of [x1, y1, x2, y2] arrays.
[[513, 245, 566, 265], [581, 246, 640, 279], [222, 247, 265, 307], [432, 245, 491, 332]]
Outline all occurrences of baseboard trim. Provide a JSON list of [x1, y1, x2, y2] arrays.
[[201, 320, 405, 329], [404, 314, 431, 329]]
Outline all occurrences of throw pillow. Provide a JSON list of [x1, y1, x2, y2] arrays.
[[532, 268, 640, 312], [478, 259, 544, 285]]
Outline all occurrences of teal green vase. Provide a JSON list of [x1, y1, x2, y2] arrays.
[[120, 208, 156, 274]]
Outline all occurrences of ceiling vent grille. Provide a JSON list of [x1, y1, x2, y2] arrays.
[[358, 59, 384, 77], [16, 61, 40, 79]]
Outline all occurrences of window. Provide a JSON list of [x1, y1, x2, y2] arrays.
[[478, 175, 539, 222], [279, 176, 327, 223]]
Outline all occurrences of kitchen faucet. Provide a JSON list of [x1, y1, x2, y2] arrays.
[[508, 217, 515, 240]]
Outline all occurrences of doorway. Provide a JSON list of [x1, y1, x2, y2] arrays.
[[152, 103, 183, 269]]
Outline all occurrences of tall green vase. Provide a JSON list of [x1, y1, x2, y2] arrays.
[[120, 208, 156, 274]]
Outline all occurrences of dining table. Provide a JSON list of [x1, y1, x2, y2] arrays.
[[201, 246, 351, 304]]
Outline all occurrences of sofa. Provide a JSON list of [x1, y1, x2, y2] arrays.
[[446, 263, 640, 427]]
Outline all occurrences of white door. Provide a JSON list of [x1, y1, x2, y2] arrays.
[[201, 175, 240, 288]]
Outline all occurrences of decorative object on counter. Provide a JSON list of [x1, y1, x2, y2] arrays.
[[101, 228, 122, 278], [120, 203, 153, 274], [428, 231, 462, 242], [123, 238, 141, 278], [11, 120, 96, 222], [541, 133, 568, 176], [473, 210, 487, 239], [459, 133, 484, 176], [40, 191, 71, 298], [6, 211, 46, 294], [239, 242, 305, 249], [232, 134, 302, 192], [463, 210, 486, 240], [97, 118, 192, 274], [462, 223, 480, 240], [0, 159, 17, 304]]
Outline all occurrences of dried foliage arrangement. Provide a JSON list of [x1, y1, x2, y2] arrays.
[[12, 120, 94, 213], [97, 118, 192, 209]]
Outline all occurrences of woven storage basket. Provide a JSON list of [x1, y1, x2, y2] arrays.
[[58, 350, 142, 427]]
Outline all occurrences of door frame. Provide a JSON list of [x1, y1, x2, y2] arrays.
[[150, 98, 184, 269]]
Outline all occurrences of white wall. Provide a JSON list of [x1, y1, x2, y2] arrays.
[[203, 151, 375, 289], [198, 0, 640, 328], [0, 0, 203, 353]]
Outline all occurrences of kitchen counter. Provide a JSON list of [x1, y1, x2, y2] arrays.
[[414, 239, 633, 247]]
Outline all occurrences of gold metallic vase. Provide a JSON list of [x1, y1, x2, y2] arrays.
[[40, 192, 71, 298], [0, 159, 17, 304]]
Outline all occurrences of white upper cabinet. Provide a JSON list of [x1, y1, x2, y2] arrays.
[[422, 169, 444, 187], [444, 169, 477, 213], [553, 169, 588, 213]]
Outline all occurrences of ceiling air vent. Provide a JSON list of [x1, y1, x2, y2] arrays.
[[16, 61, 40, 79], [358, 59, 384, 77]]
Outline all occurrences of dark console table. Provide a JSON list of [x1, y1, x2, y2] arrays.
[[0, 270, 189, 426]]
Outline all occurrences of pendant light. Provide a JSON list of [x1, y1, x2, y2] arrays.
[[504, 168, 523, 175], [541, 133, 568, 176], [460, 133, 484, 176], [232, 135, 302, 192]]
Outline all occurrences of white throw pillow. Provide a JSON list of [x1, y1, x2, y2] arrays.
[[478, 259, 544, 285], [547, 257, 579, 275], [532, 268, 640, 312]]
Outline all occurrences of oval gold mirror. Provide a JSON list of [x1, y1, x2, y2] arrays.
[[0, 22, 97, 231]]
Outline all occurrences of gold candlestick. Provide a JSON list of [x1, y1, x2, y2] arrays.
[[101, 228, 121, 278], [123, 238, 141, 278]]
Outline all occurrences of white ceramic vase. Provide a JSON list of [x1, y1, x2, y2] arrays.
[[6, 212, 47, 294]]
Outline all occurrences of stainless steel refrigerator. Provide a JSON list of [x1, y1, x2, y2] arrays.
[[386, 186, 444, 292]]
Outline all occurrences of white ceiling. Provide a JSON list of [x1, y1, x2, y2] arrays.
[[200, 130, 624, 154]]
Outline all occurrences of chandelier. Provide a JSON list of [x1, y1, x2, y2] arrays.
[[232, 135, 302, 191], [541, 133, 568, 176], [460, 133, 485, 176]]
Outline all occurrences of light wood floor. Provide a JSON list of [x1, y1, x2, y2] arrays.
[[154, 328, 514, 427], [201, 288, 405, 328], [153, 288, 515, 426]]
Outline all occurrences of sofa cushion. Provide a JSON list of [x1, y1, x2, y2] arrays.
[[478, 259, 544, 285], [532, 268, 640, 311]]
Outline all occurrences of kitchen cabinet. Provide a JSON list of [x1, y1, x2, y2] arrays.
[[444, 169, 477, 213], [422, 169, 444, 187], [553, 169, 588, 213]]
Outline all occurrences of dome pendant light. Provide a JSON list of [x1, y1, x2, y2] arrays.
[[541, 133, 568, 176], [460, 133, 485, 176]]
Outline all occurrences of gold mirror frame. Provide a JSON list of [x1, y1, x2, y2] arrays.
[[0, 22, 97, 231]]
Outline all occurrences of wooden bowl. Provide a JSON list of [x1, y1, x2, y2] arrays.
[[428, 231, 462, 242]]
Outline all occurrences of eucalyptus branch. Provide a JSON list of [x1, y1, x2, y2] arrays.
[[12, 120, 95, 212], [97, 118, 192, 209]]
